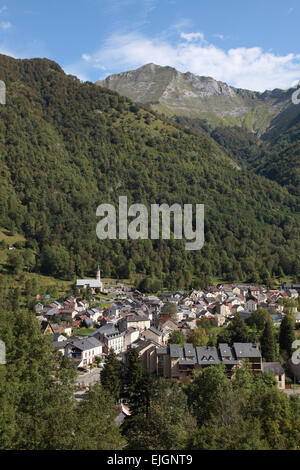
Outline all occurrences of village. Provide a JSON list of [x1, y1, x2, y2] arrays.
[[34, 266, 300, 399]]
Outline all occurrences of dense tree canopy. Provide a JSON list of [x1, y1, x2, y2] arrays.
[[0, 54, 299, 288]]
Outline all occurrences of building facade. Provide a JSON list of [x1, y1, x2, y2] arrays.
[[156, 342, 262, 381]]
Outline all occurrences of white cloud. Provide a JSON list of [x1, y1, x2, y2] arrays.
[[288, 7, 294, 14], [82, 53, 92, 62], [214, 33, 224, 40], [0, 5, 7, 14], [79, 32, 300, 91], [1, 21, 11, 30], [180, 32, 204, 42]]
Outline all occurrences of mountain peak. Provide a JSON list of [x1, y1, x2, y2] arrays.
[[97, 63, 292, 133]]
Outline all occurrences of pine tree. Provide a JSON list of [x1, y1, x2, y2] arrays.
[[261, 319, 275, 362], [100, 349, 122, 402], [279, 315, 295, 357], [218, 313, 250, 345], [123, 381, 196, 450], [73, 383, 126, 450], [124, 348, 153, 415]]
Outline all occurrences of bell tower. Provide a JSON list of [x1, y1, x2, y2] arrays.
[[96, 265, 101, 282]]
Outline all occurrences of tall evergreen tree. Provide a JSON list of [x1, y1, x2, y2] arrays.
[[123, 381, 197, 450], [261, 319, 276, 362], [218, 313, 250, 345], [73, 383, 126, 450], [100, 349, 122, 402], [279, 314, 295, 357], [124, 348, 153, 415]]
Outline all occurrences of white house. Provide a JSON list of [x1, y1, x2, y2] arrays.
[[103, 330, 126, 355], [64, 337, 103, 367]]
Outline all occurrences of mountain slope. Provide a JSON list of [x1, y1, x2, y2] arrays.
[[97, 63, 292, 135], [98, 63, 300, 194], [0, 54, 299, 286]]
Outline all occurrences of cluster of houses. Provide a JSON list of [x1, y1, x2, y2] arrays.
[[35, 278, 300, 388]]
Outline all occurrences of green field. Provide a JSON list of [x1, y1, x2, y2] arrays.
[[74, 327, 97, 336]]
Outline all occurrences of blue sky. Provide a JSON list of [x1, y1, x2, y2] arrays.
[[0, 0, 299, 91]]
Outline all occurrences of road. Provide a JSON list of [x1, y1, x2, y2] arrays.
[[283, 388, 300, 396], [76, 368, 101, 389]]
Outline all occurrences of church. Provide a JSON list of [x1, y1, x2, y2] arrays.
[[76, 266, 104, 292]]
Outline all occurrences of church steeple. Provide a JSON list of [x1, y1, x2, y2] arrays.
[[96, 265, 101, 282]]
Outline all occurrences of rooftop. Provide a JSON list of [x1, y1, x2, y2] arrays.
[[233, 343, 262, 358]]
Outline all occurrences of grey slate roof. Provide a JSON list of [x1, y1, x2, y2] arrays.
[[53, 340, 69, 350], [149, 326, 163, 336], [157, 347, 168, 355], [169, 344, 183, 358], [163, 342, 262, 366], [71, 337, 102, 351], [262, 362, 284, 376], [184, 343, 196, 357], [233, 343, 261, 358], [196, 346, 221, 365], [219, 343, 235, 360], [45, 307, 60, 317]]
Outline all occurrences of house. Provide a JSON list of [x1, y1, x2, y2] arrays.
[[142, 326, 165, 345], [53, 339, 69, 355], [124, 327, 140, 349], [53, 333, 67, 342], [50, 322, 72, 337], [216, 303, 231, 317], [262, 362, 285, 389], [156, 342, 262, 382], [232, 287, 241, 296], [244, 299, 258, 313], [102, 330, 126, 355], [119, 314, 150, 332], [86, 307, 101, 322], [231, 304, 244, 315], [249, 286, 262, 297], [41, 320, 54, 335], [45, 307, 61, 319], [76, 298, 89, 311], [108, 305, 122, 318], [215, 313, 226, 326], [64, 337, 102, 367], [270, 314, 283, 326], [125, 339, 159, 374], [287, 289, 299, 299], [59, 308, 77, 320], [233, 343, 262, 375], [281, 283, 300, 292], [34, 302, 44, 315]]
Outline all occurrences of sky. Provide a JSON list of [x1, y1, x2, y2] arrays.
[[0, 0, 299, 91]]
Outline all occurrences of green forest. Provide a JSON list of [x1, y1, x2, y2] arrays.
[[0, 54, 299, 290]]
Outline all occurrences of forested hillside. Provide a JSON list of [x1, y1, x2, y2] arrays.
[[98, 63, 300, 207], [0, 54, 299, 287]]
